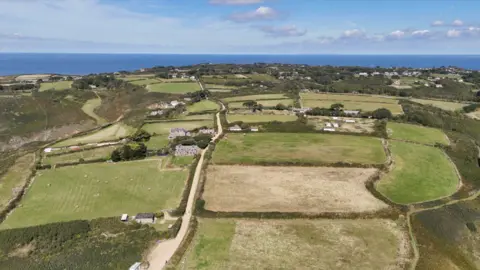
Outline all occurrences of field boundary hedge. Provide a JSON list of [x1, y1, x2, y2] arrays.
[[170, 155, 200, 216], [211, 160, 387, 169], [165, 217, 198, 269], [44, 143, 120, 158]]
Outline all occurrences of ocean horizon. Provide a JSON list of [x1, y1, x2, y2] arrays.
[[1, 53, 480, 76]]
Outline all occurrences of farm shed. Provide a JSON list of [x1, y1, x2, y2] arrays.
[[229, 125, 242, 132], [323, 128, 336, 132], [345, 119, 356, 123], [135, 213, 155, 224], [129, 262, 141, 270], [344, 110, 360, 116], [121, 214, 128, 222]]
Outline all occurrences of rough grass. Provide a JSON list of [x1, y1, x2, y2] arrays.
[[246, 74, 278, 81], [213, 133, 386, 165], [222, 94, 289, 103], [301, 93, 399, 104], [387, 122, 449, 145], [42, 146, 117, 165], [409, 98, 469, 111], [187, 100, 219, 113], [227, 114, 297, 123], [81, 98, 107, 125], [142, 121, 212, 135], [0, 160, 187, 229], [183, 219, 410, 270], [147, 83, 201, 94], [204, 166, 387, 213], [39, 81, 73, 92], [145, 135, 170, 149], [302, 99, 403, 114], [129, 78, 162, 85], [53, 123, 135, 147], [376, 141, 459, 204], [228, 99, 294, 109], [0, 154, 35, 211]]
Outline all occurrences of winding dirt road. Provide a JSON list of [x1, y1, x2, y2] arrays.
[[147, 108, 223, 270]]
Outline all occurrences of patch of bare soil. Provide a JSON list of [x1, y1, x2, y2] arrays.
[[203, 166, 388, 213], [8, 242, 35, 258]]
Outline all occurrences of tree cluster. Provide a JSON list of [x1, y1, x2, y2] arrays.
[[111, 143, 147, 162]]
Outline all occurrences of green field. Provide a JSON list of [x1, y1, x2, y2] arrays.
[[302, 99, 403, 114], [228, 114, 297, 123], [228, 99, 294, 109], [130, 78, 162, 85], [147, 83, 201, 94], [142, 120, 212, 135], [376, 141, 459, 204], [39, 81, 73, 92], [0, 154, 35, 211], [53, 123, 136, 147], [410, 98, 469, 111], [0, 160, 187, 229], [187, 100, 219, 113], [181, 218, 408, 270], [301, 93, 399, 104], [222, 94, 289, 103], [81, 98, 107, 125], [145, 135, 170, 149], [213, 133, 386, 165], [43, 146, 117, 165], [206, 84, 237, 89], [180, 114, 215, 121], [387, 122, 449, 145], [247, 74, 278, 81]]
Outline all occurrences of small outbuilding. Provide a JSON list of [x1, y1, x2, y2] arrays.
[[129, 262, 141, 270], [229, 125, 242, 132], [345, 119, 356, 123], [135, 213, 155, 224], [121, 214, 128, 222]]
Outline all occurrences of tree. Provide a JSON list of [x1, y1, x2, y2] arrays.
[[274, 103, 288, 110], [132, 129, 151, 142], [242, 100, 257, 109], [330, 103, 344, 112], [372, 108, 393, 119], [111, 150, 121, 162]]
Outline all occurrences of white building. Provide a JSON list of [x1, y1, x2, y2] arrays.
[[229, 125, 242, 132], [345, 119, 356, 123], [129, 262, 142, 270], [323, 128, 336, 132], [435, 84, 443, 88], [135, 213, 155, 224], [121, 214, 128, 222]]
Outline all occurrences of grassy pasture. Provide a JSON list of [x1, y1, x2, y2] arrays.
[[213, 133, 386, 165], [53, 123, 136, 147], [308, 116, 376, 134], [39, 81, 73, 92], [180, 114, 214, 121], [147, 82, 201, 94], [81, 98, 107, 125], [409, 98, 469, 111], [129, 78, 162, 85], [301, 93, 399, 104], [42, 146, 116, 165], [205, 84, 237, 89], [142, 120, 212, 135], [0, 154, 35, 212], [227, 114, 296, 123], [182, 218, 409, 270], [387, 122, 449, 145], [376, 141, 459, 204], [0, 160, 187, 229], [228, 99, 294, 109], [302, 99, 403, 114], [222, 94, 289, 103], [187, 100, 219, 113], [204, 166, 387, 213], [246, 74, 278, 81], [144, 135, 170, 149]]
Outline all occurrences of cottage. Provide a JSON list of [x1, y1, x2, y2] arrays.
[[325, 123, 332, 128], [175, 145, 200, 156], [89, 85, 97, 89], [199, 128, 216, 135], [135, 213, 155, 224], [344, 110, 360, 116], [44, 148, 52, 153], [121, 214, 128, 222], [229, 125, 242, 132], [169, 128, 191, 139], [435, 84, 443, 88], [333, 123, 339, 128], [250, 127, 259, 132]]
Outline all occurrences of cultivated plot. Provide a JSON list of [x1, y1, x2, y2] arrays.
[[0, 154, 35, 211], [213, 133, 387, 165], [39, 81, 73, 92], [300, 93, 399, 104], [302, 100, 403, 114], [144, 135, 170, 150], [222, 94, 289, 103], [42, 146, 117, 165], [227, 114, 297, 123], [187, 100, 219, 113], [147, 83, 201, 94], [409, 98, 469, 111], [376, 141, 460, 204], [387, 122, 449, 145], [182, 219, 410, 270], [203, 166, 387, 213], [228, 99, 294, 109], [0, 160, 187, 229], [53, 123, 135, 147], [142, 120, 212, 135]]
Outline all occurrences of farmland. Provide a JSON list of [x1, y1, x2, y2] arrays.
[[0, 160, 188, 229], [222, 94, 289, 103], [144, 135, 170, 149], [409, 98, 469, 111], [227, 114, 297, 123], [39, 81, 73, 92], [142, 120, 212, 135], [300, 93, 399, 104], [81, 97, 107, 125], [308, 116, 376, 133], [213, 133, 386, 165], [228, 99, 294, 109], [130, 78, 162, 85], [302, 99, 403, 114], [187, 100, 219, 113], [387, 122, 449, 145], [53, 123, 135, 147], [182, 219, 410, 270], [203, 166, 387, 213], [147, 82, 201, 94], [376, 141, 459, 204], [42, 146, 116, 165], [0, 154, 35, 212]]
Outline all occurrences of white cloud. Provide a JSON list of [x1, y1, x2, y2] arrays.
[[452, 19, 464, 26], [431, 20, 444, 26], [228, 6, 279, 22], [411, 30, 430, 37], [388, 30, 405, 39], [258, 25, 307, 37], [209, 0, 265, 5], [341, 29, 366, 38], [447, 29, 461, 38]]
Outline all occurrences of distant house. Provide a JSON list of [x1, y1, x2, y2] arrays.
[[333, 123, 339, 128], [170, 100, 180, 107], [323, 128, 336, 132], [358, 72, 369, 77], [121, 214, 128, 222], [44, 148, 52, 153], [169, 128, 191, 139], [229, 125, 242, 132], [250, 127, 259, 132], [325, 122, 332, 128], [135, 213, 155, 224], [344, 110, 360, 116], [199, 128, 216, 135], [292, 108, 311, 114], [189, 76, 196, 81], [89, 85, 97, 89], [171, 73, 178, 79], [435, 84, 443, 88], [424, 83, 430, 87], [345, 119, 356, 123], [175, 145, 199, 156]]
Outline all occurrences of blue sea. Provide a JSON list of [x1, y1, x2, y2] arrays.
[[1, 53, 480, 76]]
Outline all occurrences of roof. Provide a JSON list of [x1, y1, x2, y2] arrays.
[[121, 214, 128, 220], [135, 213, 155, 219]]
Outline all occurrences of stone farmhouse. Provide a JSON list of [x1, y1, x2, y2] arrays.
[[135, 213, 155, 224], [198, 128, 216, 135], [169, 128, 191, 139], [175, 145, 200, 156]]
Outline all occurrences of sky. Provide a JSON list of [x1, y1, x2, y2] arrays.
[[1, 0, 480, 54]]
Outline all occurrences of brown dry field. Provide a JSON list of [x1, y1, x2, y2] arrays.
[[203, 166, 388, 213]]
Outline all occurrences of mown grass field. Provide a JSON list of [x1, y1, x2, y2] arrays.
[[0, 160, 187, 229], [302, 99, 403, 114], [387, 122, 449, 145], [213, 133, 386, 165], [129, 78, 162, 85], [142, 120, 212, 135], [0, 154, 35, 211], [376, 141, 459, 204], [222, 94, 289, 103], [181, 218, 409, 270], [246, 74, 278, 81], [301, 93, 399, 104], [187, 100, 219, 113], [145, 135, 170, 149], [227, 114, 296, 123], [409, 98, 469, 111], [53, 123, 135, 147], [206, 84, 237, 89], [180, 114, 215, 121], [228, 99, 294, 109], [81, 98, 107, 125], [147, 82, 201, 94], [42, 146, 116, 165], [39, 81, 73, 92]]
